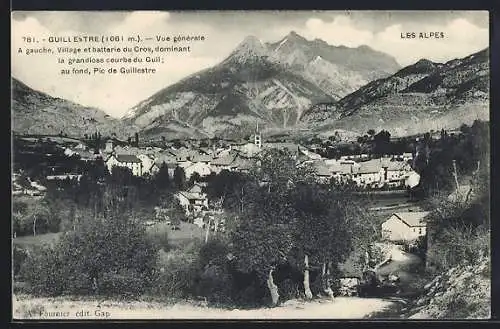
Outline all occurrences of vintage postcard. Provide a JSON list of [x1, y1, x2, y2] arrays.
[[11, 10, 490, 320]]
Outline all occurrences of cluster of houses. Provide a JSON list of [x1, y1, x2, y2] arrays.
[[311, 156, 418, 189], [12, 173, 47, 197], [100, 139, 259, 179], [58, 133, 419, 191]]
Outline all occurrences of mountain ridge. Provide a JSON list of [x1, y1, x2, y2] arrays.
[[303, 48, 489, 137], [124, 31, 401, 140], [11, 35, 488, 141], [11, 77, 138, 139]]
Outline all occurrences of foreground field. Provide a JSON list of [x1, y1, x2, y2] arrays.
[[13, 294, 396, 320], [13, 221, 205, 250]]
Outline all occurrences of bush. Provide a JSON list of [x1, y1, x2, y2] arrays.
[[13, 246, 28, 278], [21, 210, 158, 297], [429, 225, 489, 272], [192, 239, 233, 304], [153, 246, 199, 298], [195, 264, 233, 304], [20, 244, 67, 296], [100, 269, 146, 298]]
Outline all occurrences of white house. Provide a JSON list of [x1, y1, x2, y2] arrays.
[[106, 154, 143, 176], [104, 140, 115, 153], [385, 161, 411, 187], [137, 154, 156, 176], [191, 153, 213, 165], [236, 142, 262, 158], [313, 161, 332, 183], [353, 160, 384, 187], [381, 211, 430, 242], [184, 162, 212, 179], [174, 184, 209, 215], [405, 170, 421, 189]]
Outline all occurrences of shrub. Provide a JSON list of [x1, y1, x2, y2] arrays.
[[100, 269, 146, 298], [192, 239, 233, 304], [13, 246, 28, 278], [153, 247, 199, 298], [20, 244, 67, 296], [429, 225, 489, 272], [195, 264, 233, 304], [21, 210, 158, 297]]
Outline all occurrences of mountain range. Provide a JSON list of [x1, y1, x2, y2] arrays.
[[11, 31, 489, 141], [11, 78, 137, 139], [122, 32, 400, 139], [302, 48, 489, 137]]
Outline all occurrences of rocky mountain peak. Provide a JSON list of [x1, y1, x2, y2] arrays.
[[395, 58, 438, 77], [230, 35, 268, 59], [286, 31, 307, 42]]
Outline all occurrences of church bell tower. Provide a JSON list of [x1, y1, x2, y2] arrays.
[[254, 121, 262, 149]]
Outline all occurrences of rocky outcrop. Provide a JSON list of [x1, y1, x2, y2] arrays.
[[409, 257, 490, 319]]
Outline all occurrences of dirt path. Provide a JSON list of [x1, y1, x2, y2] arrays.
[[13, 295, 397, 320]]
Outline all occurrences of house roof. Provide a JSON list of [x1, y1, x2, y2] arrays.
[[237, 143, 262, 157], [313, 162, 332, 177], [296, 152, 311, 164], [113, 146, 141, 155], [177, 191, 206, 201], [387, 161, 409, 171], [393, 211, 430, 227], [264, 142, 301, 153], [191, 153, 213, 163], [337, 163, 354, 175], [185, 162, 212, 173], [137, 154, 154, 161], [188, 184, 203, 194], [358, 159, 383, 174], [115, 154, 142, 163], [231, 156, 254, 170], [212, 154, 237, 166]]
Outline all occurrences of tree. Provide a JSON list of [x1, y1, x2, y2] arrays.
[[173, 166, 186, 190], [290, 183, 355, 298], [109, 166, 134, 186], [373, 130, 391, 155], [155, 162, 170, 189], [205, 170, 250, 212], [367, 129, 376, 137], [231, 185, 295, 306], [189, 172, 201, 186], [230, 149, 315, 306], [26, 201, 51, 236]]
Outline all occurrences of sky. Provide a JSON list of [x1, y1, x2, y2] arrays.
[[11, 10, 489, 118]]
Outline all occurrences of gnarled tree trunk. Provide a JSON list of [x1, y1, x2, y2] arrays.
[[304, 254, 313, 299], [325, 261, 334, 298], [205, 217, 212, 243], [33, 215, 37, 236], [267, 268, 280, 306], [322, 261, 334, 298]]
